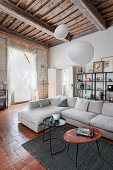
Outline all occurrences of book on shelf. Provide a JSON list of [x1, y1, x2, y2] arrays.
[[77, 128, 94, 138]]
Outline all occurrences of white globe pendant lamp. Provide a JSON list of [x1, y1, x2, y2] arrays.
[[54, 24, 68, 40], [66, 41, 94, 65]]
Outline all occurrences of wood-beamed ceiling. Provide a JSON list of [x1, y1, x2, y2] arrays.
[[0, 0, 112, 47]]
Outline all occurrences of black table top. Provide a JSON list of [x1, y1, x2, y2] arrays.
[[43, 116, 66, 127]]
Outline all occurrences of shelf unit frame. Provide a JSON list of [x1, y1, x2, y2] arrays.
[[74, 72, 113, 102]]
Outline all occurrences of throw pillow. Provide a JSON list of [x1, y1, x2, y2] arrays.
[[38, 99, 49, 108], [28, 100, 40, 109], [58, 99, 68, 107], [88, 100, 103, 114], [51, 97, 60, 106], [67, 97, 76, 107], [75, 98, 89, 111], [57, 95, 67, 100]]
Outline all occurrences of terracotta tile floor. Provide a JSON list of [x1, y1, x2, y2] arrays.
[[0, 103, 46, 170], [0, 103, 113, 170]]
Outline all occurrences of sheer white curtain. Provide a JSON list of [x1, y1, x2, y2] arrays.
[[7, 46, 37, 105]]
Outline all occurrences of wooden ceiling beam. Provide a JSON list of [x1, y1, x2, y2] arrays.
[[29, 30, 41, 38], [0, 13, 9, 26], [70, 25, 96, 36], [46, 4, 74, 23], [25, 0, 38, 11], [68, 18, 89, 29], [0, 26, 49, 47], [0, 0, 71, 42], [40, 0, 67, 20], [52, 8, 79, 26], [33, 0, 50, 16], [72, 27, 96, 38], [16, 0, 23, 7], [70, 22, 94, 34], [71, 0, 107, 31], [69, 20, 91, 31]]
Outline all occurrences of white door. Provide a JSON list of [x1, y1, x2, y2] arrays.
[[48, 68, 56, 98]]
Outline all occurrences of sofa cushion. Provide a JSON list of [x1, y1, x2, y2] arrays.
[[51, 97, 60, 106], [28, 100, 40, 109], [88, 100, 103, 114], [18, 105, 69, 126], [102, 102, 113, 117], [38, 99, 49, 107], [75, 98, 89, 112], [90, 115, 113, 132], [62, 108, 97, 125], [58, 99, 67, 107], [67, 97, 76, 107]]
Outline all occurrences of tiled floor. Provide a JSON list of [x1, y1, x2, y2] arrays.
[[0, 103, 113, 170], [0, 103, 46, 170]]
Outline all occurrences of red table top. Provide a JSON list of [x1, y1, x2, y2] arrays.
[[64, 127, 102, 144]]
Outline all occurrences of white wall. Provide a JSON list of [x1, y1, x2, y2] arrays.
[[50, 26, 113, 71]]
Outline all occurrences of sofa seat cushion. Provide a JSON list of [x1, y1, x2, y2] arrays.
[[61, 108, 97, 125], [18, 105, 69, 126], [90, 115, 113, 132]]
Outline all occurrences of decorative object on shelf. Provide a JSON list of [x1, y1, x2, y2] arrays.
[[87, 85, 91, 90], [54, 24, 68, 40], [85, 78, 91, 82], [96, 87, 103, 91], [80, 83, 84, 90], [107, 85, 113, 92], [0, 85, 3, 90], [93, 61, 104, 73], [108, 79, 112, 82], [77, 79, 82, 82], [0, 84, 8, 110], [66, 41, 94, 65], [96, 77, 103, 81], [98, 92, 104, 100], [107, 97, 113, 102]]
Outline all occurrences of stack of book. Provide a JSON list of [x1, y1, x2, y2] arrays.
[[77, 128, 94, 138]]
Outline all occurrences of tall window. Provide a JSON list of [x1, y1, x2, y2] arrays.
[[7, 46, 37, 105]]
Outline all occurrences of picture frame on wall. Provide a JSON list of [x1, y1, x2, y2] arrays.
[[93, 61, 104, 73], [101, 56, 113, 72]]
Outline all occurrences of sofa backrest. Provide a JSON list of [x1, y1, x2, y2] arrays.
[[102, 102, 113, 117], [88, 100, 103, 114]]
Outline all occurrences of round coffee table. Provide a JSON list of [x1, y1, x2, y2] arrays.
[[43, 116, 66, 155], [64, 127, 102, 166]]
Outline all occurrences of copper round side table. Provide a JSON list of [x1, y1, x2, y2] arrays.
[[64, 127, 102, 167]]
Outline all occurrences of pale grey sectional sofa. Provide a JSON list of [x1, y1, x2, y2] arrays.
[[18, 96, 113, 140]]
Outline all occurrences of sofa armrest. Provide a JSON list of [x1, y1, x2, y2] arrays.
[[28, 100, 40, 109]]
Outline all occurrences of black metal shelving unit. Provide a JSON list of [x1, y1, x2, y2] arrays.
[[0, 85, 8, 110], [74, 72, 113, 102]]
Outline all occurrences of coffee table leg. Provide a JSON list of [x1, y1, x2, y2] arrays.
[[96, 140, 101, 157], [49, 128, 52, 155], [67, 142, 70, 154], [76, 144, 79, 167], [43, 125, 46, 141]]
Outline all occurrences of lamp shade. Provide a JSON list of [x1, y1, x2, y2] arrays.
[[66, 41, 94, 65], [54, 24, 68, 40]]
